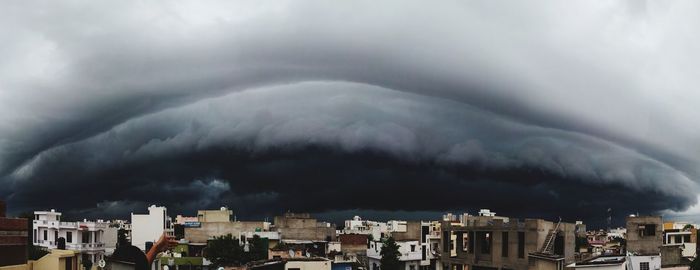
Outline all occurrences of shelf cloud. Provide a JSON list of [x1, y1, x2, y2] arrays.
[[1, 1, 699, 225]]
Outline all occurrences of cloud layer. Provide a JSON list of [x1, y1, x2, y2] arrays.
[[1, 1, 699, 226]]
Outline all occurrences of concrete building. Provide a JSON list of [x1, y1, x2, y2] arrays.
[[566, 255, 627, 270], [131, 205, 173, 251], [32, 209, 107, 263], [338, 234, 369, 255], [0, 200, 28, 267], [273, 213, 336, 241], [184, 220, 270, 244], [368, 239, 422, 270], [625, 216, 662, 270], [250, 258, 332, 270], [342, 216, 389, 240], [197, 207, 233, 222], [440, 215, 577, 270]]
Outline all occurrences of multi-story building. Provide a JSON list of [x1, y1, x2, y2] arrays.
[[197, 207, 233, 222], [368, 239, 422, 270], [0, 200, 28, 267], [32, 209, 107, 263], [440, 214, 577, 270], [273, 212, 336, 241], [342, 216, 389, 240], [131, 205, 174, 251], [625, 215, 662, 270]]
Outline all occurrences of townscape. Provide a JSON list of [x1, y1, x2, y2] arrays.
[[1, 200, 697, 270]]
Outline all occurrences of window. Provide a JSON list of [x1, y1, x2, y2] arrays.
[[455, 232, 463, 251], [411, 245, 416, 252], [468, 232, 475, 254], [479, 232, 491, 254], [518, 232, 525, 258], [54, 231, 58, 241], [409, 265, 415, 270], [82, 231, 90, 243], [638, 224, 656, 237], [34, 230, 37, 243], [44, 230, 47, 240], [501, 232, 509, 257], [422, 246, 426, 260], [462, 233, 469, 252], [422, 226, 429, 243], [443, 231, 450, 252], [67, 232, 72, 243], [639, 262, 649, 270]]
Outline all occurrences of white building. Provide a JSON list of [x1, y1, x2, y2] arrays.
[[387, 220, 407, 233], [33, 209, 107, 263], [342, 216, 389, 240], [131, 205, 173, 251], [566, 255, 627, 270], [368, 239, 422, 270], [626, 255, 661, 270]]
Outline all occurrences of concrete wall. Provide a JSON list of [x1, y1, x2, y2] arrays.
[[626, 216, 663, 255], [197, 209, 232, 222], [392, 221, 421, 241], [627, 255, 661, 270], [440, 218, 577, 270], [185, 221, 267, 243], [285, 260, 331, 270], [661, 245, 683, 267], [131, 206, 168, 251]]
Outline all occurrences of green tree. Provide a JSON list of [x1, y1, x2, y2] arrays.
[[684, 224, 695, 231], [117, 229, 129, 248], [380, 237, 401, 270], [243, 235, 268, 263], [691, 256, 700, 270], [205, 234, 244, 266]]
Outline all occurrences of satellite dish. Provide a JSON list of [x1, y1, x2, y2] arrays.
[[98, 259, 106, 268], [163, 266, 169, 270], [289, 249, 295, 258]]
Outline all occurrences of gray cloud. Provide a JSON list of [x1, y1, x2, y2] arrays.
[[1, 1, 699, 224]]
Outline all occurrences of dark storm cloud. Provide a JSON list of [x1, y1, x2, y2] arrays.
[[1, 1, 699, 225]]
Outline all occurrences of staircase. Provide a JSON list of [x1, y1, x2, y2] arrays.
[[540, 217, 562, 254]]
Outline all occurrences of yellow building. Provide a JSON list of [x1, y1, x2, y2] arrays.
[[0, 249, 83, 270], [197, 207, 232, 222]]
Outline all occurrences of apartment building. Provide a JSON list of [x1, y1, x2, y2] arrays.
[[131, 205, 174, 251], [625, 216, 662, 270], [368, 239, 422, 270], [0, 200, 28, 267], [440, 214, 576, 270], [273, 212, 336, 241], [32, 209, 107, 263]]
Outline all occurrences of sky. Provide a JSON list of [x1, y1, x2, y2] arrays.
[[1, 0, 699, 227]]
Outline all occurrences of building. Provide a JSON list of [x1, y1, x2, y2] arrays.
[[566, 255, 627, 270], [273, 213, 336, 241], [184, 220, 271, 243], [338, 234, 369, 255], [368, 239, 422, 270], [0, 200, 28, 267], [197, 207, 233, 222], [103, 219, 132, 255], [440, 214, 577, 270], [342, 216, 389, 240], [131, 205, 174, 251], [250, 258, 332, 270], [33, 209, 107, 263], [626, 215, 662, 270]]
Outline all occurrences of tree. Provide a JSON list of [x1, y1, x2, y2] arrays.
[[684, 224, 695, 231], [243, 235, 268, 263], [691, 256, 700, 270], [380, 237, 401, 270], [205, 234, 244, 266], [117, 229, 129, 248]]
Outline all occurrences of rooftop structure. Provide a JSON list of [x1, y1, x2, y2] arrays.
[[33, 209, 108, 264]]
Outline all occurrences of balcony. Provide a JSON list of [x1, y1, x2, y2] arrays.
[[66, 242, 106, 251]]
